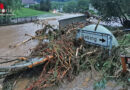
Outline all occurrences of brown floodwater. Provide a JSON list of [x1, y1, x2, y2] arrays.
[[0, 23, 42, 62], [0, 14, 83, 59]]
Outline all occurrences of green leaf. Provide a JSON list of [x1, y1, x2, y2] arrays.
[[54, 71, 58, 78]]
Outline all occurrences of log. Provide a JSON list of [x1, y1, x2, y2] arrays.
[[28, 56, 54, 68], [9, 38, 32, 48], [81, 49, 98, 58], [25, 34, 36, 39]]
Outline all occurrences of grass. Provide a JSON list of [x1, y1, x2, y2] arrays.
[[119, 34, 130, 46], [13, 8, 55, 18]]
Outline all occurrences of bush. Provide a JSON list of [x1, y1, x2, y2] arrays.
[[30, 4, 40, 10], [63, 0, 77, 13], [63, 0, 90, 13], [77, 0, 90, 13]]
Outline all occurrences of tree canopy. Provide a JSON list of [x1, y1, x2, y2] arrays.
[[77, 0, 89, 12], [40, 0, 51, 11], [63, 0, 90, 13], [63, 0, 77, 13], [0, 0, 21, 11], [91, 0, 130, 26]]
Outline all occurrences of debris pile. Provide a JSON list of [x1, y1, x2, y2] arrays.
[[26, 22, 89, 90], [2, 21, 130, 90]]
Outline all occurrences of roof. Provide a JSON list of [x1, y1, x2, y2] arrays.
[[22, 0, 36, 5]]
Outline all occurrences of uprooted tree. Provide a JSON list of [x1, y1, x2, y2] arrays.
[[91, 0, 130, 27]]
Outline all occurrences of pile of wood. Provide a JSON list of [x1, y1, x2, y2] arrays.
[[3, 21, 129, 90]]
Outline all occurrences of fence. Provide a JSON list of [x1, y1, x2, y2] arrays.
[[0, 16, 38, 26]]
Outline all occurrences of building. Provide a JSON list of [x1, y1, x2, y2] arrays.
[[22, 0, 38, 8]]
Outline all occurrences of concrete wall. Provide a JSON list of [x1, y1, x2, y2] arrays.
[[59, 15, 87, 29]]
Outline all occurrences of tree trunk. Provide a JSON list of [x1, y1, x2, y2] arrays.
[[119, 17, 124, 25]]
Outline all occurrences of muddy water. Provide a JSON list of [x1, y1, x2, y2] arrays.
[[0, 23, 42, 63], [0, 13, 84, 62]]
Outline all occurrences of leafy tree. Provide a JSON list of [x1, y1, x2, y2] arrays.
[[63, 0, 90, 13], [30, 4, 40, 10], [40, 0, 51, 11], [77, 0, 90, 13], [45, 0, 51, 11], [0, 0, 21, 11], [63, 0, 77, 13], [40, 0, 45, 11], [91, 0, 130, 27], [51, 1, 65, 10], [0, 0, 22, 24]]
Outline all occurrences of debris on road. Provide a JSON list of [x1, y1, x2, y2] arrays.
[[1, 20, 130, 90]]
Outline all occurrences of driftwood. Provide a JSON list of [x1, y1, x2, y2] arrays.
[[0, 57, 27, 64], [9, 38, 32, 48], [9, 34, 41, 48], [25, 34, 36, 39], [0, 56, 54, 79], [25, 33, 48, 40], [0, 59, 19, 64], [76, 45, 83, 58], [3, 21, 125, 90], [81, 49, 98, 58]]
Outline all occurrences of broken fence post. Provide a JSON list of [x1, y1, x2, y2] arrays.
[[120, 55, 130, 73]]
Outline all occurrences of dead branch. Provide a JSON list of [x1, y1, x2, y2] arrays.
[[9, 38, 32, 48]]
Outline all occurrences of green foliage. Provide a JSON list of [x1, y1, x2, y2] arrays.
[[46, 0, 51, 11], [0, 0, 21, 11], [0, 0, 22, 24], [63, 0, 90, 13], [119, 34, 130, 46], [51, 1, 65, 10], [40, 0, 51, 11], [30, 4, 40, 10], [63, 0, 77, 13], [94, 78, 107, 89], [77, 0, 90, 13], [91, 0, 130, 22], [14, 8, 54, 18], [88, 10, 96, 15]]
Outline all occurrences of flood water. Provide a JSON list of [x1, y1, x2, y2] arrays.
[[0, 23, 42, 61], [0, 13, 83, 65]]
